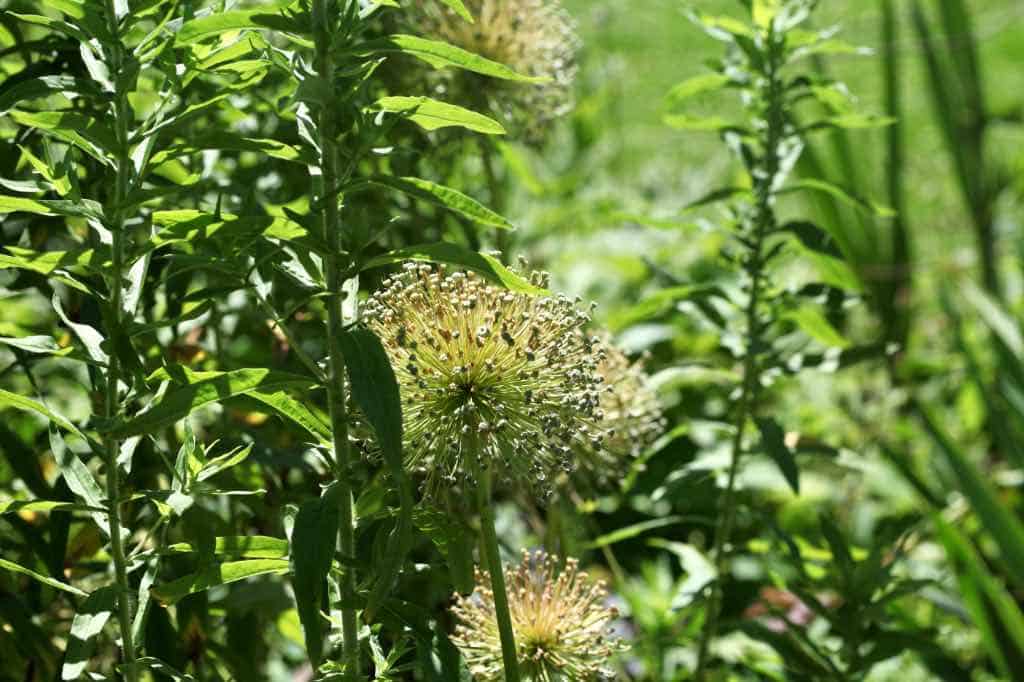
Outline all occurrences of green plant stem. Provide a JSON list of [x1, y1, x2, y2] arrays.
[[468, 453, 521, 682], [101, 3, 138, 680], [312, 1, 359, 678], [694, 27, 783, 682]]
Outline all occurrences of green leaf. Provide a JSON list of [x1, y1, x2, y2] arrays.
[[755, 417, 799, 493], [782, 178, 895, 217], [290, 483, 342, 667], [0, 557, 88, 597], [412, 509, 474, 594], [5, 12, 90, 42], [127, 658, 198, 682], [151, 559, 289, 605], [196, 445, 254, 482], [110, 368, 318, 438], [0, 335, 73, 357], [919, 405, 1024, 592], [368, 176, 512, 229], [0, 500, 104, 514], [585, 516, 686, 549], [436, 0, 473, 21], [148, 366, 330, 442], [165, 535, 288, 560], [934, 516, 1024, 679], [664, 73, 733, 109], [0, 195, 104, 220], [363, 35, 542, 82], [149, 134, 312, 167], [784, 305, 849, 348], [61, 585, 115, 680], [8, 110, 116, 165], [752, 0, 781, 29], [375, 96, 505, 134], [0, 389, 85, 439], [663, 114, 738, 132], [0, 76, 102, 115], [174, 8, 304, 46], [48, 428, 111, 537], [149, 210, 308, 249], [361, 242, 545, 294], [337, 328, 414, 618]]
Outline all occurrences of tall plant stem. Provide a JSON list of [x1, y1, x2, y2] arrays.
[[312, 1, 359, 677], [102, 3, 138, 679], [694, 27, 783, 682], [468, 453, 521, 682]]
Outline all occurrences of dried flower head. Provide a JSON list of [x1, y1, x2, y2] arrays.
[[452, 551, 627, 681], [572, 341, 665, 492], [363, 263, 606, 496], [415, 0, 580, 140]]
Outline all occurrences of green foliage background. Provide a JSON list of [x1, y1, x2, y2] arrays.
[[0, 0, 1023, 680]]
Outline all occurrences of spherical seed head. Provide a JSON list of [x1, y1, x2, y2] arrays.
[[363, 264, 606, 497], [573, 341, 666, 492], [452, 551, 627, 681], [416, 0, 580, 141]]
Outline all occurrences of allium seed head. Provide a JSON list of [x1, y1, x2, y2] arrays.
[[572, 341, 666, 492], [416, 0, 580, 141], [363, 264, 606, 497], [452, 551, 627, 681]]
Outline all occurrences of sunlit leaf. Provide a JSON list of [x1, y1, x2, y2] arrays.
[[368, 176, 512, 229], [362, 34, 543, 82], [152, 559, 290, 605], [376, 96, 505, 134]]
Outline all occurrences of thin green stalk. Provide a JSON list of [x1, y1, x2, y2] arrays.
[[312, 0, 359, 677], [468, 452, 521, 682], [102, 3, 138, 679], [694, 27, 783, 682]]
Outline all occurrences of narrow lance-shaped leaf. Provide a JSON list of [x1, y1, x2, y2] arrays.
[[109, 368, 319, 438], [174, 8, 305, 46], [0, 76, 103, 116], [61, 586, 116, 680], [367, 176, 513, 229], [359, 34, 544, 82], [290, 483, 342, 667], [756, 417, 799, 493], [919, 405, 1024, 593], [151, 559, 290, 605], [337, 328, 414, 618], [375, 96, 505, 135], [0, 557, 88, 597]]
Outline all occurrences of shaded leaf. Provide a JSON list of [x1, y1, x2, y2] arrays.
[[755, 417, 799, 493], [290, 483, 342, 667]]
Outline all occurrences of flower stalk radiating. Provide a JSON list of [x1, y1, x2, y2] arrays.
[[366, 262, 611, 681], [452, 551, 627, 681], [571, 342, 665, 493], [364, 263, 607, 497]]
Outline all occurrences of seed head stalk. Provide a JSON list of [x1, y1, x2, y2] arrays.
[[312, 0, 359, 677], [468, 445, 521, 682], [694, 22, 784, 681], [101, 2, 138, 679]]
